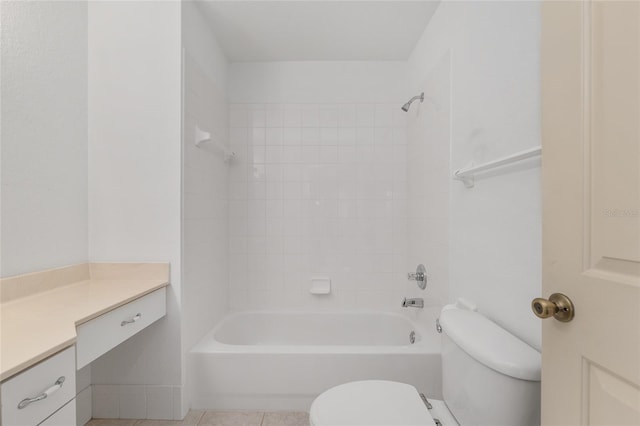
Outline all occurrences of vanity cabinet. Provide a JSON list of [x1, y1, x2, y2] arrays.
[[38, 399, 76, 426], [0, 347, 75, 426], [76, 288, 167, 369], [1, 286, 167, 426]]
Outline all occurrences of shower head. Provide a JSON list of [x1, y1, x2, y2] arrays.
[[401, 92, 424, 112]]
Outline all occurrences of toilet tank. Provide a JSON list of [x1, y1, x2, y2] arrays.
[[439, 306, 541, 426]]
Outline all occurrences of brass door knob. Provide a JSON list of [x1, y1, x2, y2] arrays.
[[531, 293, 575, 322]]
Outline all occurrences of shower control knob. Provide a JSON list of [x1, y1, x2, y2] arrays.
[[407, 264, 427, 290], [531, 293, 575, 322], [407, 272, 424, 281]]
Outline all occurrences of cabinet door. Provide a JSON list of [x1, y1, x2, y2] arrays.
[[1, 347, 76, 426]]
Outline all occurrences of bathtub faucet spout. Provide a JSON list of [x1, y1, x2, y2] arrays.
[[402, 297, 424, 308]]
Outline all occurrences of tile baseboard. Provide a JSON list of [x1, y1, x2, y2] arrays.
[[92, 384, 183, 421]]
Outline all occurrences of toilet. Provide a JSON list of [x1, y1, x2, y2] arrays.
[[309, 305, 541, 426]]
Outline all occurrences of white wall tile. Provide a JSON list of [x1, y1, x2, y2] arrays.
[[251, 128, 266, 146], [319, 106, 339, 127], [264, 146, 282, 163], [172, 386, 187, 421], [265, 107, 283, 128], [265, 128, 283, 145], [302, 127, 320, 145], [230, 99, 406, 312], [282, 146, 302, 163], [119, 385, 147, 419], [301, 105, 320, 127], [248, 107, 266, 127], [374, 128, 393, 145], [230, 127, 248, 145], [338, 127, 357, 144], [146, 385, 174, 420], [357, 127, 375, 145], [283, 108, 302, 127], [356, 104, 375, 127], [227, 61, 415, 311], [180, 45, 230, 400], [265, 164, 284, 182], [375, 104, 393, 127], [300, 146, 320, 163], [392, 108, 407, 127], [338, 104, 357, 127], [283, 127, 302, 145], [265, 180, 283, 199], [92, 385, 119, 419], [76, 386, 92, 426], [321, 127, 339, 145]]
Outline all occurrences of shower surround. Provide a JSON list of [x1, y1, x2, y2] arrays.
[[226, 62, 411, 312], [227, 101, 408, 311]]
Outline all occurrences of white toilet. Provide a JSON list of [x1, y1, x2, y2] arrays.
[[309, 305, 541, 426]]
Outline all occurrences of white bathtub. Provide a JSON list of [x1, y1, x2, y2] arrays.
[[188, 311, 442, 411]]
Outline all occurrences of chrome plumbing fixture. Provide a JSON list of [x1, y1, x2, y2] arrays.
[[401, 92, 424, 112], [419, 393, 432, 410], [402, 297, 424, 309], [407, 264, 427, 289]]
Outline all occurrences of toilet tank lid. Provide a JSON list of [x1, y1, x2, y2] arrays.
[[439, 306, 541, 381]]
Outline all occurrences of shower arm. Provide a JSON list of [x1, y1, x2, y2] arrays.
[[401, 92, 425, 111]]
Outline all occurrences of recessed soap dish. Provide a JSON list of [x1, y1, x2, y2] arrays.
[[310, 278, 331, 295]]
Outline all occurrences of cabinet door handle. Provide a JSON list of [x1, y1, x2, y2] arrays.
[[121, 313, 142, 326], [17, 376, 65, 409]]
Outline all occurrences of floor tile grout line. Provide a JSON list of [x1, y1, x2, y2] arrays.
[[193, 409, 205, 426]]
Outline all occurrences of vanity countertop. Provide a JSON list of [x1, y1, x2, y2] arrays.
[[0, 263, 169, 381]]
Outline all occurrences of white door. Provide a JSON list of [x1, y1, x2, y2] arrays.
[[541, 1, 640, 425]]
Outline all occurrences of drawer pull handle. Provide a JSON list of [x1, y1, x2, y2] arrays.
[[121, 313, 142, 326], [17, 376, 65, 409]]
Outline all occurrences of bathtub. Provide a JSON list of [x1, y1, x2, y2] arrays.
[[188, 311, 442, 411]]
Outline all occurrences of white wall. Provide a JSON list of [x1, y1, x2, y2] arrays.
[[227, 62, 410, 312], [404, 50, 451, 328], [229, 62, 408, 104], [181, 2, 230, 411], [1, 0, 88, 277], [87, 1, 184, 418], [182, 1, 228, 95], [407, 1, 542, 349]]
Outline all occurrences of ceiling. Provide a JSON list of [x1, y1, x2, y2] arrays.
[[196, 1, 441, 62]]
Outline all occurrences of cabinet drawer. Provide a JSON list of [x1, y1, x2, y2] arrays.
[[1, 346, 76, 426], [76, 287, 166, 369], [38, 398, 76, 426]]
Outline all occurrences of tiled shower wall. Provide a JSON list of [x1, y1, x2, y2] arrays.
[[182, 50, 229, 356], [228, 103, 408, 310]]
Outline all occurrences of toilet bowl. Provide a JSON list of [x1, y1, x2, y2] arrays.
[[309, 380, 458, 426], [310, 304, 541, 426]]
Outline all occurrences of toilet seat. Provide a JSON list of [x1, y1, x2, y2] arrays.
[[309, 380, 451, 426]]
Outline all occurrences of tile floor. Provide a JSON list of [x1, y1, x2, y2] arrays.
[[86, 410, 309, 426]]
